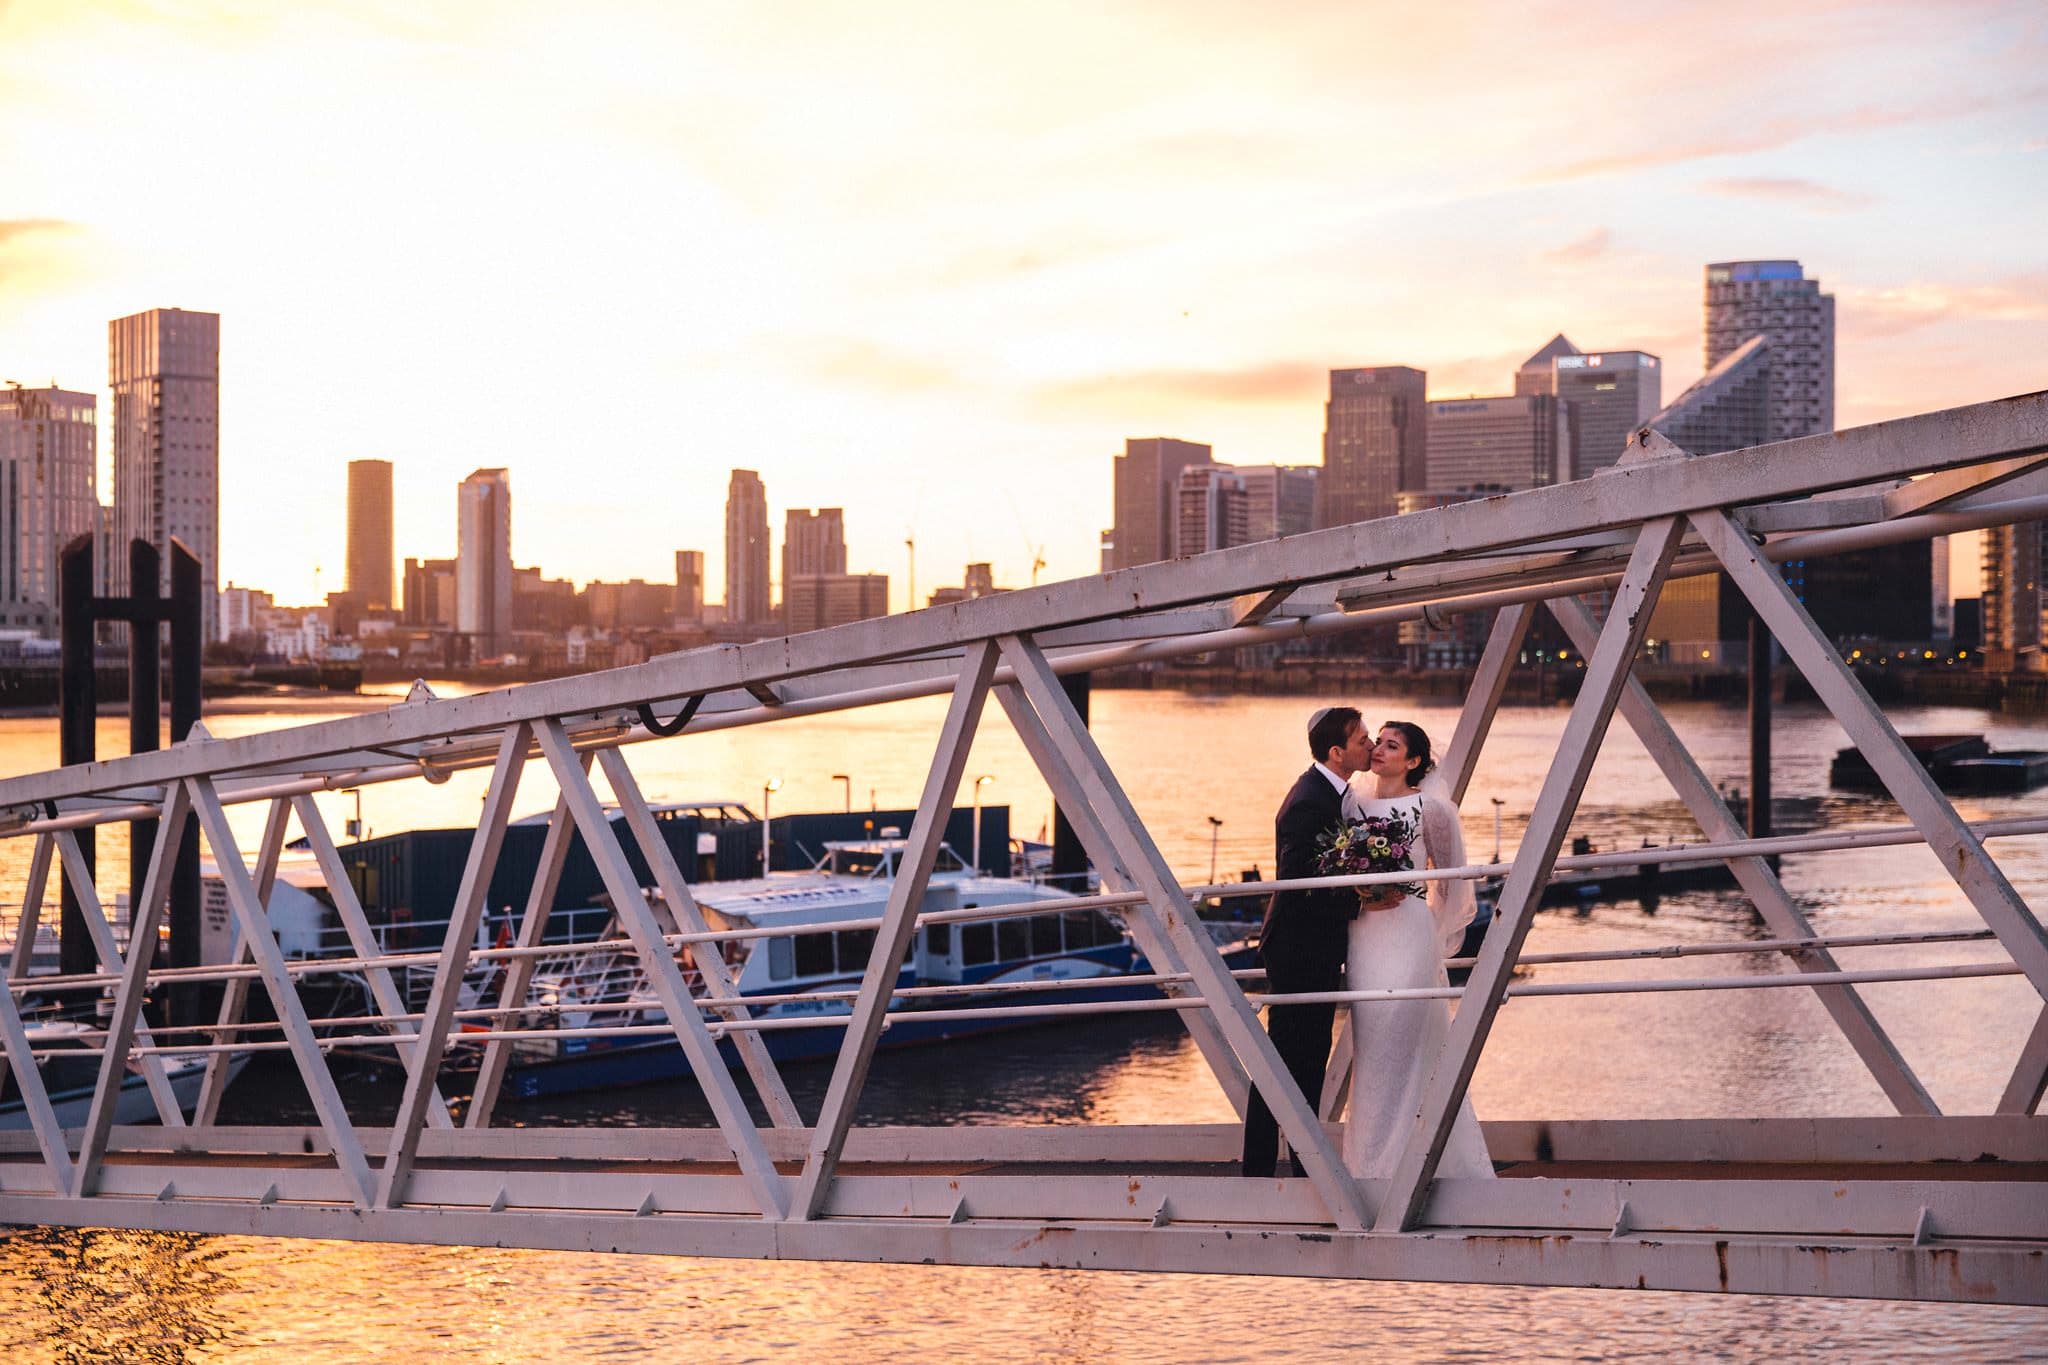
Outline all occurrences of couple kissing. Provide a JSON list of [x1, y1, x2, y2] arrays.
[[1241, 706, 1495, 1182]]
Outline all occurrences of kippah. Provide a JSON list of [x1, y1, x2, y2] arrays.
[[1308, 706, 1333, 736]]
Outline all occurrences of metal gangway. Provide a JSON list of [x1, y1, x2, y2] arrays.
[[2, 395, 2046, 1306]]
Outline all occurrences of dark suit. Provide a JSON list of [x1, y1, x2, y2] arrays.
[[1241, 766, 1354, 1177]]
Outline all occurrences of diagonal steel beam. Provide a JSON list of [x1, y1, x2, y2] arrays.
[[1692, 508, 2048, 1108], [1322, 600, 1536, 1123], [0, 833, 55, 1104], [74, 782, 195, 1195], [293, 793, 455, 1129], [597, 746, 801, 1129], [994, 681, 1252, 1117], [375, 725, 527, 1207], [193, 797, 292, 1127], [1695, 509, 2048, 998], [187, 776, 373, 1205], [1376, 517, 1685, 1231], [999, 633, 1369, 1230], [2000, 1007, 2047, 1116], [52, 830, 186, 1126], [1547, 593, 1939, 1115], [0, 832, 70, 1194], [536, 718, 787, 1219], [788, 642, 999, 1221], [465, 761, 586, 1131]]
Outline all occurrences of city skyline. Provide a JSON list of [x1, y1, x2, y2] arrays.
[[1, 3, 2042, 606]]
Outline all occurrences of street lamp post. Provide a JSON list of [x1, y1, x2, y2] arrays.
[[1206, 816, 1223, 885], [832, 773, 851, 813], [762, 777, 783, 873], [1491, 797, 1505, 864], [972, 774, 995, 873], [343, 787, 364, 842]]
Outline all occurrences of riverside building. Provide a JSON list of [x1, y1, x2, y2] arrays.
[[109, 307, 220, 638], [0, 385, 98, 636], [1317, 366, 1426, 527]]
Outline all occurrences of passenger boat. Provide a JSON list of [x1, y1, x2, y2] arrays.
[[0, 1021, 247, 1130], [457, 836, 1260, 1102]]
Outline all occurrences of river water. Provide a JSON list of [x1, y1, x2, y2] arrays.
[[0, 687, 2044, 1360]]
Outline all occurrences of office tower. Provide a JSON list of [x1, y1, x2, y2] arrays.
[[457, 468, 513, 654], [964, 562, 995, 597], [585, 579, 673, 631], [109, 307, 220, 637], [783, 572, 889, 631], [1235, 465, 1318, 543], [1318, 367, 1426, 527], [1173, 465, 1249, 557], [0, 385, 98, 636], [1395, 490, 1494, 667], [674, 549, 705, 622], [1705, 260, 1835, 441], [724, 469, 770, 626], [1932, 536, 1953, 640], [1514, 335, 1580, 398], [1110, 438, 1212, 570], [346, 459, 395, 610], [1424, 395, 1568, 493], [782, 507, 848, 616], [1552, 352, 1661, 479], [1978, 469, 2048, 662], [403, 556, 460, 629]]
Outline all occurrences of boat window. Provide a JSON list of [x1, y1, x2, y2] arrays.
[[1030, 914, 1061, 956], [769, 937, 794, 981], [997, 920, 1029, 962], [924, 923, 952, 956], [931, 847, 965, 873], [794, 933, 835, 977], [961, 923, 995, 966], [1063, 911, 1117, 947], [836, 928, 877, 972], [829, 849, 888, 876]]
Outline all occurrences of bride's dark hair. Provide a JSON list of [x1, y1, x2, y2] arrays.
[[1382, 721, 1435, 789]]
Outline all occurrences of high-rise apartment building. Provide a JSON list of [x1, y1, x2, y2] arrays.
[[346, 459, 394, 610], [1174, 465, 1249, 557], [403, 556, 459, 629], [1318, 367, 1426, 527], [1235, 465, 1318, 543], [1552, 352, 1661, 479], [724, 469, 771, 626], [782, 507, 848, 608], [109, 307, 219, 637], [1705, 260, 1835, 442], [1110, 438, 1212, 570], [0, 385, 98, 636], [674, 549, 705, 623], [456, 468, 512, 655], [1424, 395, 1568, 493]]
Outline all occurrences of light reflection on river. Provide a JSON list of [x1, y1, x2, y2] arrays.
[[1, 687, 2045, 1359]]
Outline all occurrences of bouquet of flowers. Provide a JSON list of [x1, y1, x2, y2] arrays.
[[1317, 807, 1424, 902]]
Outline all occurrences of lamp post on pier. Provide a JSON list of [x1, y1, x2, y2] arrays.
[[972, 774, 995, 873], [832, 773, 851, 813], [1491, 798, 1505, 864], [761, 777, 782, 873], [1207, 815, 1223, 885]]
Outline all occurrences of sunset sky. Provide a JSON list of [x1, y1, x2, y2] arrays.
[[2, 0, 2043, 607]]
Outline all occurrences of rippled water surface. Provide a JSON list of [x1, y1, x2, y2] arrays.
[[1, 688, 2045, 1360]]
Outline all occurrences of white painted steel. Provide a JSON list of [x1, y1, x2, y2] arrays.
[[192, 797, 290, 1126]]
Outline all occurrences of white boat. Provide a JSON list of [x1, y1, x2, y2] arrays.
[[1, 1021, 247, 1130]]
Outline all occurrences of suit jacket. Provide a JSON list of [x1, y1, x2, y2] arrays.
[[1257, 766, 1355, 990]]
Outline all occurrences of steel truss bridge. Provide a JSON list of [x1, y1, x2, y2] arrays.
[[2, 396, 2047, 1305]]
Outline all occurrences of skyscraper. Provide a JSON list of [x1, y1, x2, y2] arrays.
[[109, 307, 219, 637], [0, 385, 98, 636], [1110, 438, 1212, 570], [674, 549, 705, 623], [1174, 465, 1249, 557], [1317, 367, 1426, 527], [1551, 351, 1661, 478], [456, 468, 512, 655], [724, 469, 770, 626], [346, 459, 394, 610], [1513, 334, 1580, 398], [1424, 395, 1568, 492], [1705, 260, 1835, 442], [782, 508, 847, 582], [1235, 465, 1318, 543]]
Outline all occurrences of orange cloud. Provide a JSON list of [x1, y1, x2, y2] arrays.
[[1540, 227, 1612, 265], [1041, 361, 1328, 409], [1701, 176, 1875, 212], [1842, 276, 2048, 338]]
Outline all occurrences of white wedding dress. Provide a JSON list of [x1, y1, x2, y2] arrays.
[[1342, 782, 1495, 1180]]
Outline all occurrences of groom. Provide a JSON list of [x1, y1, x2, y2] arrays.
[[1241, 705, 1371, 1179]]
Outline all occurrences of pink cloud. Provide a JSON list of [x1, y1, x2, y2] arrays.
[[1701, 176, 1875, 212]]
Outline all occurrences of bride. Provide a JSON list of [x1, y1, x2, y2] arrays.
[[1343, 721, 1495, 1180]]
